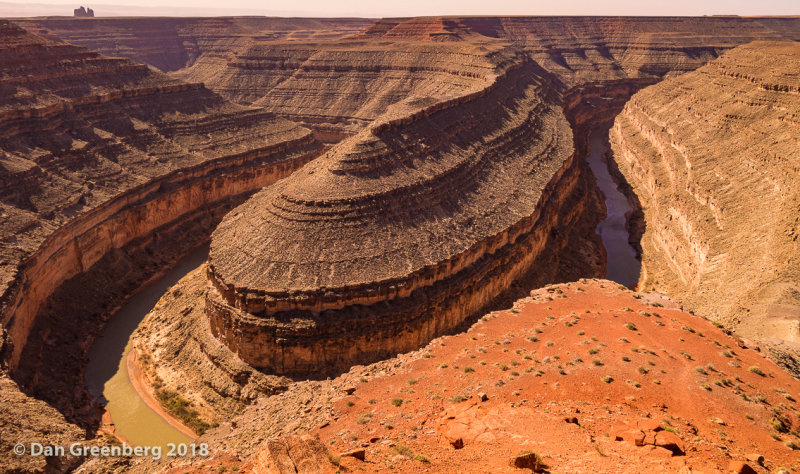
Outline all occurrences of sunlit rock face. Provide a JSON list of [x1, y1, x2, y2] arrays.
[[611, 41, 800, 349], [204, 51, 607, 375]]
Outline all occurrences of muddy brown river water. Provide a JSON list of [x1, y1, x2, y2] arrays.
[[84, 245, 208, 448]]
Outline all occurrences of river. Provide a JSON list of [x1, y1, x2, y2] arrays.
[[82, 129, 640, 447], [84, 244, 209, 449], [585, 130, 641, 287]]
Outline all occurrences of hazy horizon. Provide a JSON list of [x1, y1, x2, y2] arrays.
[[1, 0, 798, 18]]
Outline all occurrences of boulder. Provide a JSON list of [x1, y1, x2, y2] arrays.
[[654, 431, 685, 455], [341, 448, 366, 461], [250, 434, 330, 474], [727, 461, 757, 474]]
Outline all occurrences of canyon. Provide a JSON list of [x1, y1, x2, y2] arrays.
[[1, 14, 799, 474], [610, 40, 800, 374]]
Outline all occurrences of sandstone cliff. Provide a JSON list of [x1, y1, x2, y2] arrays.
[[0, 20, 322, 425], [610, 41, 800, 367]]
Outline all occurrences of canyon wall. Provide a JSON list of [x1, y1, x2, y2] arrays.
[[173, 35, 509, 142], [0, 21, 322, 419], [174, 16, 800, 140], [610, 41, 800, 355], [13, 17, 374, 72], [15, 17, 800, 143]]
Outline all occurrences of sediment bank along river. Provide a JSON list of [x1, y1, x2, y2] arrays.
[[585, 129, 641, 287], [85, 244, 209, 449]]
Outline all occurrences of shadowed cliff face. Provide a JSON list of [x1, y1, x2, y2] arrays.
[[611, 41, 800, 371], [0, 20, 322, 427]]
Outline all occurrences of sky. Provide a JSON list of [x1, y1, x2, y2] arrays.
[[1, 0, 798, 18]]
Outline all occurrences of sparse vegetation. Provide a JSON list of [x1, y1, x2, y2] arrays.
[[154, 388, 211, 435], [625, 322, 637, 331], [356, 413, 372, 425], [393, 444, 414, 458], [749, 366, 765, 376]]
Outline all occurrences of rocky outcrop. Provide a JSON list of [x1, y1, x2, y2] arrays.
[[610, 41, 800, 360], [247, 434, 331, 474], [0, 21, 322, 422], [203, 55, 605, 376]]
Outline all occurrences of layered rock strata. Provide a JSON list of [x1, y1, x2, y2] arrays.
[[21, 17, 800, 144], [0, 21, 321, 419], [204, 57, 605, 375], [14, 17, 375, 72], [175, 37, 509, 142], [171, 16, 800, 140], [610, 41, 800, 355]]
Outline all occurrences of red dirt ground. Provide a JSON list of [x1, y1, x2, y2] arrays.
[[188, 279, 800, 473]]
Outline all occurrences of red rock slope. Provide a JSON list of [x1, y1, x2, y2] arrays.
[[160, 279, 800, 473]]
